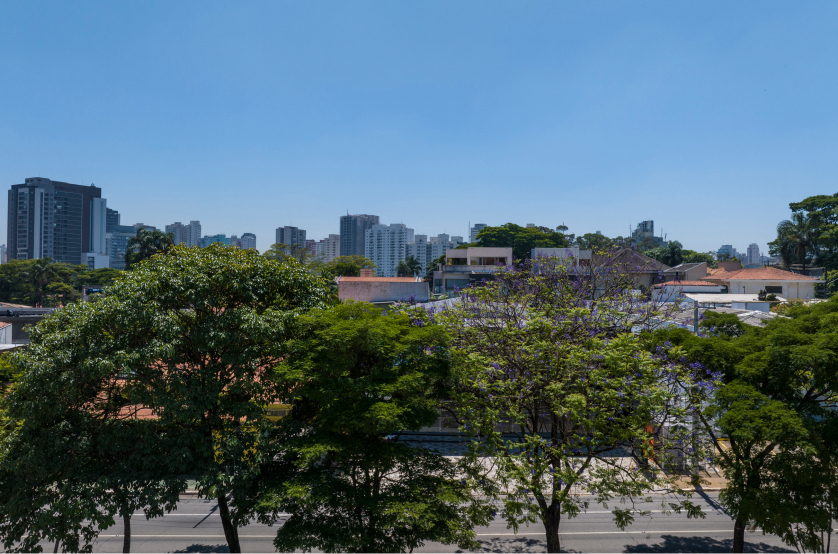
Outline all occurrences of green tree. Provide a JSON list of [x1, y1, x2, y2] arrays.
[[573, 232, 615, 251], [0, 245, 330, 553], [264, 242, 312, 265], [437, 257, 704, 553], [650, 298, 838, 552], [788, 192, 838, 271], [75, 267, 124, 289], [424, 254, 446, 281], [124, 229, 175, 270], [251, 302, 492, 552], [22, 258, 60, 307], [771, 211, 818, 273], [319, 255, 377, 278], [396, 255, 422, 277], [647, 241, 684, 268], [475, 223, 570, 261], [681, 250, 717, 268]]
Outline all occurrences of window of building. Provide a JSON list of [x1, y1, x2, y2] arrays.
[[764, 285, 783, 294]]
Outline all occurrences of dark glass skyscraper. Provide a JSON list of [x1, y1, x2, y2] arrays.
[[339, 214, 379, 257], [7, 177, 102, 265]]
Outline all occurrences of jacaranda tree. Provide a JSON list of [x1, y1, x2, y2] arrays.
[[433, 253, 706, 553]]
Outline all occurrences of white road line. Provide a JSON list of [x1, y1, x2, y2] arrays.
[[96, 529, 740, 539]]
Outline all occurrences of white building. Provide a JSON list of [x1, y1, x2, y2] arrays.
[[185, 221, 202, 247], [746, 243, 761, 267], [81, 198, 109, 268], [703, 266, 823, 300], [315, 234, 340, 262], [470, 223, 488, 243], [241, 233, 256, 250], [407, 233, 466, 273], [432, 247, 513, 293], [365, 224, 414, 277]]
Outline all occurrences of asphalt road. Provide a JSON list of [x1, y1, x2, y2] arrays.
[[42, 493, 795, 553]]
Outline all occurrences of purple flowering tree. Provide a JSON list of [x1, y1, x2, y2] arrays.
[[429, 252, 707, 553]]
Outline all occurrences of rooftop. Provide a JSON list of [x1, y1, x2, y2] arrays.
[[336, 276, 422, 283], [702, 266, 820, 281], [654, 281, 719, 287]]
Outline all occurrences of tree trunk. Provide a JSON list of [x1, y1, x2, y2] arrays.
[[732, 517, 746, 553], [543, 504, 562, 553], [217, 491, 241, 553], [123, 514, 131, 553]]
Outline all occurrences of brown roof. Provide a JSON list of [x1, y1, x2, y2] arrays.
[[338, 277, 419, 283], [654, 281, 720, 287], [592, 248, 670, 272], [702, 267, 818, 281]]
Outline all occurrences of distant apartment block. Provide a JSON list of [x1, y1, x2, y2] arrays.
[[241, 233, 256, 250], [276, 226, 306, 248], [315, 234, 340, 262], [229, 235, 242, 249], [7, 177, 103, 265], [185, 221, 202, 247], [340, 214, 379, 257], [746, 243, 761, 267], [717, 244, 737, 259], [305, 239, 316, 257], [166, 222, 187, 245], [107, 225, 137, 270], [365, 223, 414, 277], [469, 223, 488, 243], [0, 244, 7, 263], [407, 233, 465, 272], [632, 220, 666, 248]]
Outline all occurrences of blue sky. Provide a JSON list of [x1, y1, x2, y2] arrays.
[[2, 1, 836, 255]]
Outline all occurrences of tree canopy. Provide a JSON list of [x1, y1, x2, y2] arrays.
[[249, 302, 492, 552], [124, 228, 175, 270], [770, 192, 838, 273], [474, 223, 570, 260], [0, 245, 331, 553]]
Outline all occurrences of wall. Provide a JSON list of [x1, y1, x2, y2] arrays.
[[727, 280, 816, 300], [337, 280, 430, 303]]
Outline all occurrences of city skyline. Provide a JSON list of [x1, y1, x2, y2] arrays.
[[3, 2, 838, 256]]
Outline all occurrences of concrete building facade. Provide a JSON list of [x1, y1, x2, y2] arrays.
[[7, 177, 102, 265], [315, 234, 340, 262], [340, 214, 379, 257], [469, 223, 488, 243], [365, 223, 414, 277], [276, 226, 306, 248], [407, 233, 466, 273], [746, 243, 761, 267], [241, 233, 256, 250], [166, 222, 187, 245], [106, 225, 136, 270]]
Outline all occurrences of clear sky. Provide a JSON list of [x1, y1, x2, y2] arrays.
[[2, 1, 836, 255]]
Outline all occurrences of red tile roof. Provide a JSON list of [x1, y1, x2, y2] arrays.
[[702, 267, 818, 281], [654, 281, 720, 287]]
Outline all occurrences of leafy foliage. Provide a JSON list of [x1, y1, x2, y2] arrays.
[[250, 302, 492, 552], [0, 245, 330, 553], [652, 297, 838, 552], [0, 258, 89, 307], [474, 223, 570, 260], [124, 228, 175, 270], [435, 256, 705, 552], [396, 255, 422, 277]]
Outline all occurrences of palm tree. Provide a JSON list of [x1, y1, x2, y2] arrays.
[[397, 256, 422, 277], [24, 258, 59, 307], [775, 212, 817, 274], [125, 229, 175, 270]]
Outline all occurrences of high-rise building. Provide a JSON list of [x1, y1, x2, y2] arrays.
[[276, 226, 306, 248], [107, 225, 137, 270], [184, 221, 202, 247], [305, 239, 316, 257], [229, 235, 242, 249], [746, 243, 761, 267], [166, 222, 187, 245], [106, 208, 120, 232], [340, 214, 379, 257], [365, 223, 414, 277], [315, 234, 340, 262], [133, 223, 157, 232], [241, 233, 256, 250], [7, 177, 102, 265], [470, 223, 487, 243], [717, 244, 737, 259], [0, 244, 6, 264], [84, 197, 109, 268], [407, 233, 465, 272]]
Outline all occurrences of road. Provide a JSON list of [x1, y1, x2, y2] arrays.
[[42, 492, 794, 553]]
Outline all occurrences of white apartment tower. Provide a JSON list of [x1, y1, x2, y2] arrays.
[[746, 243, 761, 267], [241, 233, 256, 250], [407, 233, 465, 273], [365, 223, 414, 277]]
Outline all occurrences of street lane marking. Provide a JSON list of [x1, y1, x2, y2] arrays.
[[95, 529, 741, 538]]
